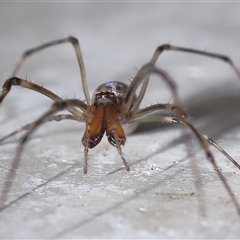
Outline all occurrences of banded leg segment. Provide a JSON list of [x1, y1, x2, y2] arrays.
[[0, 77, 85, 121]]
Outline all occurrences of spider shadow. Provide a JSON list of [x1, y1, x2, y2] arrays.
[[0, 164, 77, 212]]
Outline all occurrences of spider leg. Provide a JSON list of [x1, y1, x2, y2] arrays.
[[128, 104, 240, 215], [0, 114, 81, 144], [152, 44, 240, 79], [125, 63, 240, 170], [126, 103, 180, 121], [0, 77, 85, 121], [132, 44, 240, 110], [11, 36, 91, 104], [192, 127, 240, 170], [179, 117, 240, 216], [124, 63, 185, 118], [0, 99, 89, 209], [128, 103, 240, 169]]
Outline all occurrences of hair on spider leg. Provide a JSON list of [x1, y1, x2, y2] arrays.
[[0, 36, 240, 216]]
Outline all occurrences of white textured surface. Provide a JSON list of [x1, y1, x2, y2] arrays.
[[1, 2, 240, 239]]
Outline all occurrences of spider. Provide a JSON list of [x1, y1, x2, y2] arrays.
[[0, 36, 240, 213]]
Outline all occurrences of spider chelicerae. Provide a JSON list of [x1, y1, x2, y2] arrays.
[[0, 36, 240, 212]]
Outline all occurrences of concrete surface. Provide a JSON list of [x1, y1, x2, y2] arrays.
[[0, 2, 240, 239]]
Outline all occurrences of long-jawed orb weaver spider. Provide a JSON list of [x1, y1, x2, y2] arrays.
[[0, 36, 240, 213]]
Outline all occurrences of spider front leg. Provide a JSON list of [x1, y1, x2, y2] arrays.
[[133, 44, 240, 110], [152, 44, 240, 78], [0, 99, 89, 209], [0, 77, 84, 121], [128, 103, 240, 215], [10, 36, 91, 104], [132, 44, 240, 110]]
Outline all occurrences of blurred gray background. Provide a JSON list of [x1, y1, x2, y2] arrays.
[[1, 2, 240, 239]]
